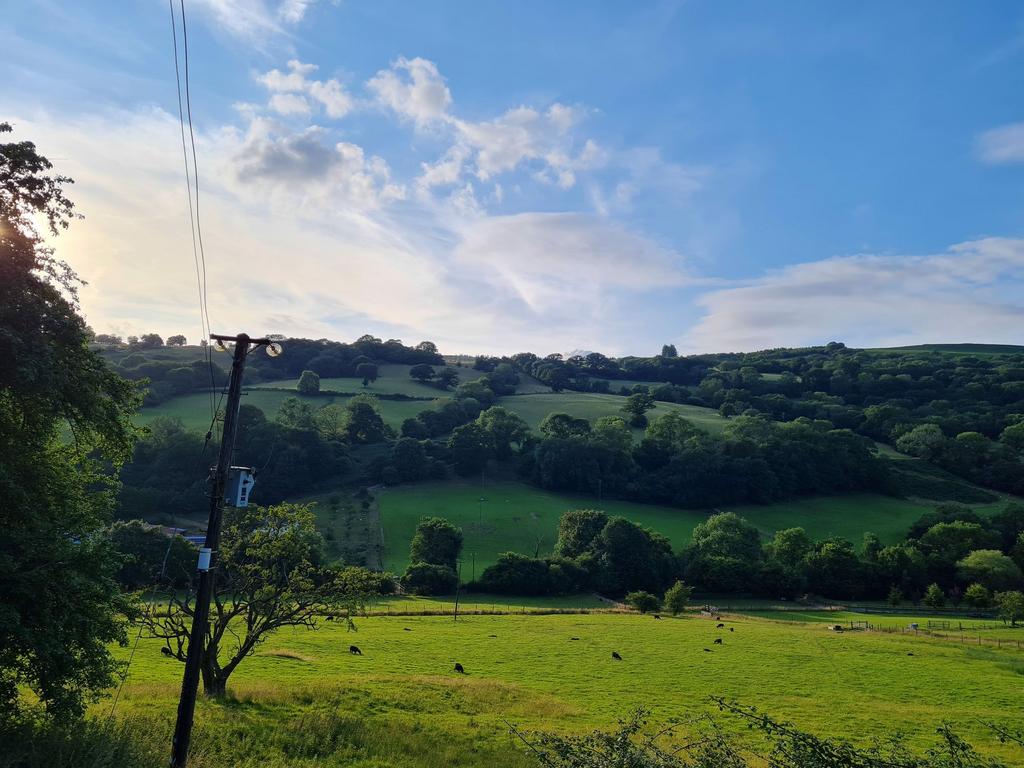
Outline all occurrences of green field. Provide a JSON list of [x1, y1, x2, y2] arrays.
[[376, 479, 934, 576], [136, 389, 436, 432], [104, 611, 1024, 766], [496, 393, 728, 435], [256, 363, 551, 397]]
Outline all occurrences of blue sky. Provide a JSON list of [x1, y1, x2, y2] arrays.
[[3, 1, 1024, 354]]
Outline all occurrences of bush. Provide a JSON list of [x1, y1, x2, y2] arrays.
[[400, 562, 458, 595], [625, 590, 661, 613], [297, 369, 320, 395], [663, 580, 693, 615]]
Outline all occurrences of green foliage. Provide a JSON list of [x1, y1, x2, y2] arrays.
[[555, 510, 609, 559], [957, 550, 1023, 592], [621, 392, 655, 427], [297, 369, 320, 395], [409, 517, 463, 570], [923, 583, 946, 608], [624, 590, 660, 613], [994, 590, 1024, 626], [409, 363, 435, 383], [662, 580, 693, 615], [357, 362, 379, 386], [400, 562, 459, 595], [142, 503, 371, 696], [448, 422, 492, 475], [476, 406, 529, 460], [887, 585, 904, 606], [1, 123, 141, 722], [963, 582, 991, 608], [108, 520, 196, 589], [539, 412, 592, 439]]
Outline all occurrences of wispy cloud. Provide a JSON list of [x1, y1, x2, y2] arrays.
[[975, 121, 1024, 164], [683, 238, 1024, 353]]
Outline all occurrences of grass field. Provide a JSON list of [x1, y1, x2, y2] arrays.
[[256, 363, 551, 397], [376, 479, 936, 575], [135, 389, 437, 432], [104, 611, 1024, 766], [495, 393, 729, 435]]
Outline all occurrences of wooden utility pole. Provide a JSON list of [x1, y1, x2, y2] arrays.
[[170, 333, 274, 768]]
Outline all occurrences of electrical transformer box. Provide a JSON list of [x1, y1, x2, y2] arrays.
[[225, 467, 256, 507]]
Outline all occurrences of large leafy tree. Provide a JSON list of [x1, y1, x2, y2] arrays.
[[0, 122, 141, 720], [144, 503, 373, 697]]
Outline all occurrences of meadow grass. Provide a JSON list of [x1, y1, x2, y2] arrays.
[[103, 611, 1024, 766], [377, 479, 934, 575], [495, 393, 729, 435]]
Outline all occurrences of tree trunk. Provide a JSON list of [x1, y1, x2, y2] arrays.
[[200, 656, 228, 698]]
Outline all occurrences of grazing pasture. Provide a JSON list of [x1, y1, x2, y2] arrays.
[[377, 479, 935, 575], [106, 611, 1024, 767]]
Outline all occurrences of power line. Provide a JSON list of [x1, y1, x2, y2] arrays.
[[168, 0, 217, 420]]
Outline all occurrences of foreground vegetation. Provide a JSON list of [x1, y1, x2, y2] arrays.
[[42, 611, 1024, 766]]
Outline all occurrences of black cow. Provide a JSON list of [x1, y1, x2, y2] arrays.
[[160, 647, 173, 657], [713, 638, 723, 645], [611, 651, 622, 660], [454, 662, 465, 674], [653, 614, 661, 620], [729, 627, 734, 632], [349, 645, 362, 655], [716, 622, 725, 628], [703, 648, 712, 652]]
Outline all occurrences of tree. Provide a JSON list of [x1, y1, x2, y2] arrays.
[[995, 590, 1024, 626], [661, 343, 677, 358], [554, 510, 609, 558], [963, 582, 991, 608], [390, 437, 428, 482], [276, 396, 316, 431], [448, 422, 492, 475], [109, 521, 196, 590], [297, 369, 320, 395], [957, 550, 1023, 592], [540, 412, 592, 439], [137, 333, 164, 348], [409, 517, 463, 570], [887, 585, 904, 607], [590, 416, 633, 453], [1, 122, 142, 721], [400, 563, 458, 595], [356, 362, 378, 386], [436, 367, 460, 389], [663, 580, 693, 615], [315, 403, 348, 440], [625, 591, 661, 614], [621, 392, 655, 428], [166, 334, 187, 346], [144, 503, 373, 697], [409, 363, 435, 383], [767, 528, 812, 569], [476, 406, 529, 459], [923, 582, 946, 608], [344, 395, 386, 443]]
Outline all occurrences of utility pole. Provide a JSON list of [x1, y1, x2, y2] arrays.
[[170, 333, 277, 768]]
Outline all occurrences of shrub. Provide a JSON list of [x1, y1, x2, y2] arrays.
[[401, 563, 458, 595], [625, 590, 661, 614]]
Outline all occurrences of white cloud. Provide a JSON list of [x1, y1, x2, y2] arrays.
[[190, 0, 322, 40], [257, 60, 353, 119], [268, 92, 311, 116], [231, 118, 404, 209], [976, 121, 1024, 164], [367, 57, 452, 127], [454, 212, 690, 314], [683, 238, 1024, 353]]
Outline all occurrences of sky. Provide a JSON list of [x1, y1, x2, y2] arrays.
[[3, 1, 1024, 356]]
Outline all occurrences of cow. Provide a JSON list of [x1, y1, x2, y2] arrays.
[[611, 651, 623, 660], [653, 614, 661, 620], [349, 645, 362, 655], [713, 638, 723, 645], [716, 622, 725, 628], [160, 647, 173, 657], [454, 662, 465, 674]]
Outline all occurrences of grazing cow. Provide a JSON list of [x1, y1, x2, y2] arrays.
[[403, 627, 412, 631], [454, 662, 465, 674], [713, 638, 723, 645], [326, 616, 334, 622], [729, 627, 734, 632], [703, 648, 712, 652], [611, 651, 623, 660], [160, 647, 173, 657], [488, 634, 497, 638], [907, 652, 914, 656], [570, 637, 580, 641], [349, 645, 362, 655], [653, 614, 661, 620], [716, 623, 725, 628]]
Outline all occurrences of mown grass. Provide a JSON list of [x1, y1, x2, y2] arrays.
[[96, 611, 1024, 766], [378, 479, 935, 575]]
